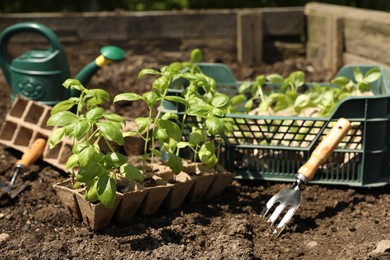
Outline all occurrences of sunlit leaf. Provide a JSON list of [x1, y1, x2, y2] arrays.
[[113, 93, 143, 103], [47, 111, 78, 127], [168, 153, 183, 174], [51, 98, 78, 115], [97, 175, 117, 208], [138, 68, 161, 79], [48, 127, 66, 148], [96, 122, 124, 145], [73, 120, 90, 140], [135, 117, 152, 133], [191, 48, 203, 63], [121, 163, 144, 182]]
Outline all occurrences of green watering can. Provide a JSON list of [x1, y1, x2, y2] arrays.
[[0, 22, 125, 106]]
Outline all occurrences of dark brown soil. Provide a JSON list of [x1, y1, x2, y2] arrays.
[[0, 41, 389, 259]]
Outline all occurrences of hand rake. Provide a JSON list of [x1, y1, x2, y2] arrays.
[[260, 118, 351, 236], [0, 138, 46, 204]]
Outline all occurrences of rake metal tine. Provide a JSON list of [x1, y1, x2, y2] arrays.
[[267, 203, 286, 226], [260, 194, 280, 217], [276, 206, 299, 235]]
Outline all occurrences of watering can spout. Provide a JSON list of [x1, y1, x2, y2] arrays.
[[74, 46, 125, 87]]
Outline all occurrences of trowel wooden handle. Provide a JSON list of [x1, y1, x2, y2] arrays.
[[16, 138, 46, 168], [297, 118, 351, 181]]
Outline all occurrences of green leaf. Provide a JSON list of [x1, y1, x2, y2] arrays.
[[135, 117, 152, 133], [138, 68, 161, 79], [156, 128, 169, 143], [65, 154, 79, 169], [86, 88, 110, 103], [331, 76, 350, 87], [63, 78, 84, 91], [199, 141, 217, 168], [84, 179, 99, 203], [168, 153, 183, 174], [143, 91, 159, 108], [103, 113, 125, 124], [121, 163, 144, 182], [48, 127, 66, 148], [78, 145, 100, 168], [74, 120, 91, 140], [77, 163, 102, 182], [96, 122, 124, 145], [97, 175, 117, 208], [161, 112, 179, 121], [47, 111, 78, 127], [230, 94, 247, 106], [211, 93, 230, 108], [51, 98, 78, 115], [259, 100, 271, 112], [353, 67, 363, 82], [190, 48, 203, 63], [294, 94, 311, 109], [266, 74, 284, 85], [211, 107, 224, 117], [151, 148, 161, 158], [167, 62, 184, 74], [206, 117, 224, 136], [238, 82, 253, 94], [268, 93, 291, 112], [286, 71, 305, 88], [189, 130, 204, 146], [152, 76, 169, 95], [164, 95, 189, 106], [114, 93, 143, 103], [104, 152, 128, 169], [255, 75, 266, 85], [123, 131, 138, 137], [157, 119, 182, 142], [187, 99, 213, 117], [244, 99, 254, 111], [86, 107, 105, 120], [357, 81, 372, 92], [364, 68, 381, 83], [72, 141, 89, 154], [177, 141, 189, 149]]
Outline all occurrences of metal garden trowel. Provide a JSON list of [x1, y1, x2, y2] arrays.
[[260, 118, 351, 236]]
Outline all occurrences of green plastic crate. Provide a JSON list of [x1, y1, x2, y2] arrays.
[[163, 64, 390, 187]]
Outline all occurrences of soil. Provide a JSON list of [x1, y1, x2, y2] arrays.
[[0, 40, 389, 260]]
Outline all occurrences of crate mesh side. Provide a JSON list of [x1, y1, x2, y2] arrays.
[[182, 116, 364, 184]]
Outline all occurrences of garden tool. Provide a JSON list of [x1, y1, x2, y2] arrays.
[[260, 118, 351, 236], [0, 138, 46, 203], [0, 22, 125, 106]]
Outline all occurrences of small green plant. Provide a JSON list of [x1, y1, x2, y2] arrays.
[[114, 49, 234, 175], [232, 67, 381, 117], [113, 61, 189, 175], [47, 79, 144, 208]]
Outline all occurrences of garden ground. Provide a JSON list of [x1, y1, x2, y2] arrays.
[[0, 41, 389, 259]]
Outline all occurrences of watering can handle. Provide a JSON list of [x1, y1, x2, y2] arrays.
[[0, 22, 63, 83]]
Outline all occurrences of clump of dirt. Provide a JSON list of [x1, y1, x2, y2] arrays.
[[0, 41, 389, 259]]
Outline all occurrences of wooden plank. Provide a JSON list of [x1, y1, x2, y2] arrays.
[[326, 16, 343, 74], [343, 18, 390, 64], [126, 12, 237, 39], [305, 2, 390, 24], [237, 11, 263, 64], [262, 8, 304, 36]]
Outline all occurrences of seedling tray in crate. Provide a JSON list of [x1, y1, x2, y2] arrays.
[[164, 64, 390, 187]]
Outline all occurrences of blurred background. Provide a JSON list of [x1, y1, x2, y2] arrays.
[[1, 0, 390, 13]]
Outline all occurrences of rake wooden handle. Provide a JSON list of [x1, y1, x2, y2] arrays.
[[16, 138, 46, 168], [297, 118, 351, 182]]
